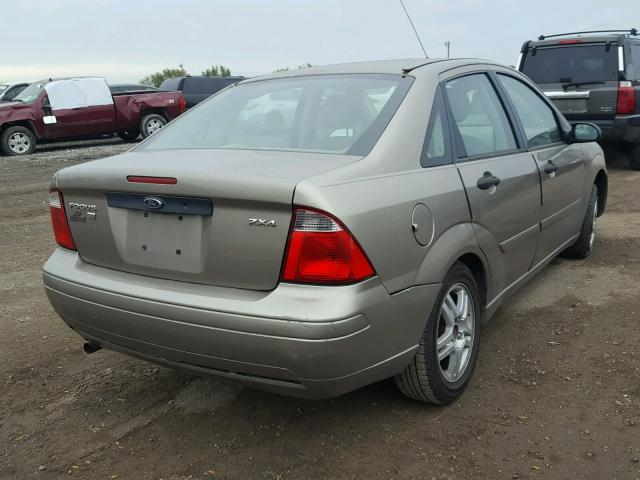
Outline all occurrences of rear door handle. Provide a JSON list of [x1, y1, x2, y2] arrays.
[[477, 172, 501, 190], [544, 161, 558, 175]]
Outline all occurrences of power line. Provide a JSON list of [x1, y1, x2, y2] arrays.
[[399, 0, 428, 58]]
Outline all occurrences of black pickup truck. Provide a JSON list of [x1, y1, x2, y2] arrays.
[[159, 76, 244, 109]]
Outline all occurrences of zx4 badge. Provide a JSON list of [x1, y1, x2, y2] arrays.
[[249, 218, 277, 227]]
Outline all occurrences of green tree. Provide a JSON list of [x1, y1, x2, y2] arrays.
[[201, 65, 232, 77], [140, 64, 188, 87]]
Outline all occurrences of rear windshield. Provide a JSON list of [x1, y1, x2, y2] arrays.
[[521, 44, 618, 84], [139, 74, 413, 156]]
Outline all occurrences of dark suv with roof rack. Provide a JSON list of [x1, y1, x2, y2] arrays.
[[518, 29, 640, 169]]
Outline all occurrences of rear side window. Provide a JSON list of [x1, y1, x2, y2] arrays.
[[445, 74, 517, 158], [521, 44, 618, 84], [631, 44, 640, 80], [159, 78, 182, 91], [497, 75, 561, 148], [421, 86, 451, 167]]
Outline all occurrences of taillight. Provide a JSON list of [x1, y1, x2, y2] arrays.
[[178, 95, 185, 113], [282, 207, 375, 285], [617, 81, 636, 115], [48, 189, 76, 251]]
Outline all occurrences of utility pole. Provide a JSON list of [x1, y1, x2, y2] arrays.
[[445, 41, 451, 58]]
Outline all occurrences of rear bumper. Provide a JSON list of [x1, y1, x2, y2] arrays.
[[43, 248, 439, 399], [584, 115, 640, 143]]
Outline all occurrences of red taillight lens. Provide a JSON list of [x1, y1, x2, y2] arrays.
[[282, 207, 375, 285], [178, 95, 185, 113], [48, 189, 76, 251], [617, 81, 636, 115], [126, 175, 177, 184]]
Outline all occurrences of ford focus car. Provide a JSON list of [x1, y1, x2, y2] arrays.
[[43, 59, 607, 404]]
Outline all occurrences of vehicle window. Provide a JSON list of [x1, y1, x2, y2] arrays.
[[366, 86, 395, 113], [445, 74, 517, 158], [632, 44, 640, 80], [521, 44, 618, 84], [13, 81, 45, 103], [139, 74, 412, 156], [0, 85, 7, 94], [4, 85, 27, 101], [184, 77, 220, 94], [498, 75, 562, 148], [159, 78, 182, 91], [421, 86, 451, 167]]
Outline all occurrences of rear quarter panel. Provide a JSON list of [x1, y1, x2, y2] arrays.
[[294, 65, 478, 295], [113, 92, 184, 129]]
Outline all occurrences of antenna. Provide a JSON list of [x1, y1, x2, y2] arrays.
[[399, 0, 428, 58]]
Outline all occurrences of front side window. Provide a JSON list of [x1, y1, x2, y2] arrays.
[[13, 81, 45, 104], [445, 74, 517, 158], [498, 75, 562, 148], [139, 74, 412, 156]]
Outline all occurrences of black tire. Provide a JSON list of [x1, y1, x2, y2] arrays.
[[395, 262, 482, 404], [561, 185, 598, 260], [1, 126, 36, 156], [628, 144, 640, 171], [139, 114, 167, 138], [117, 129, 140, 141]]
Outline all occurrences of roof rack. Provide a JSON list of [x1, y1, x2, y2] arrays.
[[538, 28, 638, 41]]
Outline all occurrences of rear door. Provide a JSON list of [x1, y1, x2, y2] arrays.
[[442, 69, 542, 294], [519, 42, 620, 120], [494, 70, 588, 265]]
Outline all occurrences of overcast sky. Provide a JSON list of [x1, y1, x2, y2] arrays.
[[1, 0, 639, 84]]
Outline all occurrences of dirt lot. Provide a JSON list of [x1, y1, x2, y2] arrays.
[[1, 140, 639, 480]]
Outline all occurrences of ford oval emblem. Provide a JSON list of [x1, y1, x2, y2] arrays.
[[143, 196, 164, 210]]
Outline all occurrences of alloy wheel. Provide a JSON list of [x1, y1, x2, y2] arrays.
[[8, 132, 30, 154], [146, 119, 164, 135], [437, 282, 475, 383]]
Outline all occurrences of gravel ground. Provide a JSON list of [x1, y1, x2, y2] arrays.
[[1, 140, 639, 480]]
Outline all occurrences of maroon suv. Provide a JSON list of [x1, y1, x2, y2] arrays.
[[0, 77, 185, 156]]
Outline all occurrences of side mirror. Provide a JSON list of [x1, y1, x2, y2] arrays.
[[568, 122, 601, 143], [42, 97, 51, 109]]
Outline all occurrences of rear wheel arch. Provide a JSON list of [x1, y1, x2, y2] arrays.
[[139, 107, 168, 121], [456, 252, 488, 313], [415, 223, 489, 304]]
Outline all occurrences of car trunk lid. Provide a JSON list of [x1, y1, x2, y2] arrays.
[[520, 42, 621, 120], [54, 148, 357, 290]]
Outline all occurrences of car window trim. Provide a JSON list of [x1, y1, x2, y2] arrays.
[[491, 70, 568, 151], [440, 71, 524, 163]]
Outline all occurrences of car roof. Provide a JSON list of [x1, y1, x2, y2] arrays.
[[242, 58, 492, 83], [525, 31, 640, 49]]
